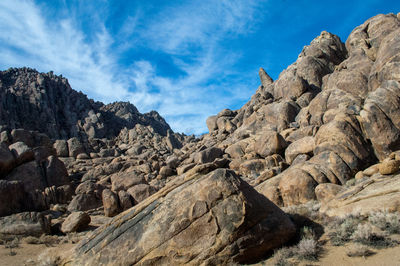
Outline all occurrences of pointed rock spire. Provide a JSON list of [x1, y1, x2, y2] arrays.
[[259, 67, 273, 88]]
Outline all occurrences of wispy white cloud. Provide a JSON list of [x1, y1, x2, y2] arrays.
[[0, 0, 131, 103], [0, 0, 264, 135]]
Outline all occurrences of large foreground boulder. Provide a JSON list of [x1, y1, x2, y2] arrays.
[[65, 169, 295, 265]]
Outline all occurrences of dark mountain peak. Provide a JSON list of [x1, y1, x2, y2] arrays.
[[0, 68, 172, 140]]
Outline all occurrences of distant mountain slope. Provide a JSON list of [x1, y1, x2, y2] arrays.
[[0, 67, 171, 140]]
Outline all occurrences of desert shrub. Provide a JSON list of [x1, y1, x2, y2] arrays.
[[283, 201, 321, 221], [346, 244, 375, 257], [296, 238, 319, 260], [273, 247, 296, 266], [23, 236, 41, 244], [37, 249, 60, 266], [351, 223, 394, 248], [272, 235, 320, 265], [5, 237, 19, 256], [65, 232, 82, 244], [39, 234, 60, 246], [328, 215, 361, 246], [0, 233, 14, 245], [300, 226, 316, 240], [368, 211, 400, 234]]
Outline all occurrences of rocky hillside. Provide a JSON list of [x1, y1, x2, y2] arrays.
[[0, 67, 171, 139], [1, 13, 400, 266]]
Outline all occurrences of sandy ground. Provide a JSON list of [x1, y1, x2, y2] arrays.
[[1, 237, 400, 265], [0, 243, 74, 266], [257, 242, 400, 266]]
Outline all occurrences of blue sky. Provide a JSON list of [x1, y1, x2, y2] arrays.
[[0, 0, 399, 135]]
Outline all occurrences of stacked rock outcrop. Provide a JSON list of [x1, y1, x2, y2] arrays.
[[2, 12, 400, 265]]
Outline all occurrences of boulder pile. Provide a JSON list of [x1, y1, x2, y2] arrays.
[[1, 12, 400, 265]]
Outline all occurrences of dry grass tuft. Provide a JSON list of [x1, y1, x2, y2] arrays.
[[368, 211, 400, 234], [346, 244, 375, 257], [351, 223, 394, 248], [296, 238, 319, 260], [37, 249, 61, 266], [283, 201, 321, 220], [328, 214, 361, 246]]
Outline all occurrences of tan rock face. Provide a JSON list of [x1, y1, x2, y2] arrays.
[[61, 211, 91, 233], [379, 160, 400, 175], [254, 131, 287, 158], [320, 174, 400, 217], [66, 169, 295, 265], [279, 167, 318, 206], [315, 183, 343, 204], [285, 136, 315, 164], [102, 189, 120, 217]]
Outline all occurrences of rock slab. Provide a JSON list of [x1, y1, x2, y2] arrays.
[[65, 169, 295, 265]]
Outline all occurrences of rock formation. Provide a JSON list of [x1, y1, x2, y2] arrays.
[[1, 12, 400, 266], [66, 169, 295, 265], [0, 68, 171, 140]]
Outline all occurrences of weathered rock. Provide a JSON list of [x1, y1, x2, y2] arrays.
[[206, 115, 218, 132], [68, 194, 103, 212], [9, 141, 34, 164], [321, 174, 400, 216], [360, 80, 400, 160], [69, 180, 104, 212], [0, 212, 50, 236], [61, 212, 91, 233], [194, 147, 224, 164], [315, 183, 343, 204], [363, 164, 380, 176], [126, 144, 145, 156], [166, 131, 182, 150], [118, 190, 133, 211], [225, 141, 246, 159], [33, 146, 55, 162], [254, 131, 287, 158], [127, 184, 157, 204], [76, 153, 90, 159], [279, 167, 318, 206], [0, 68, 173, 140], [67, 169, 295, 265], [0, 180, 25, 217], [102, 189, 120, 217], [45, 155, 69, 187], [255, 175, 283, 206], [285, 136, 315, 164], [67, 137, 85, 158], [176, 163, 196, 175], [379, 159, 400, 175], [11, 129, 34, 147], [0, 144, 15, 179], [259, 67, 273, 88], [110, 170, 146, 192], [0, 130, 11, 144], [6, 160, 45, 191], [53, 140, 69, 157], [166, 155, 180, 169]]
